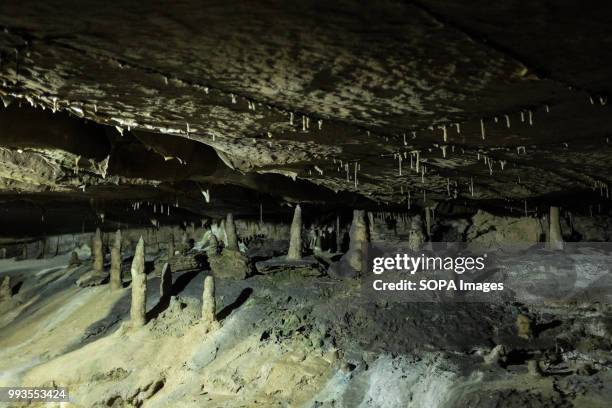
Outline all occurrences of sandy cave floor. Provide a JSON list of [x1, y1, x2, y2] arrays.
[[0, 253, 612, 407]]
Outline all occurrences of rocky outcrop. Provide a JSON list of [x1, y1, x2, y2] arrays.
[[208, 250, 250, 280], [571, 216, 611, 241], [466, 210, 543, 249]]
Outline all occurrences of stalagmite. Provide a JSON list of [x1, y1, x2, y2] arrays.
[[408, 215, 425, 251], [167, 234, 175, 260], [330, 210, 367, 278], [160, 262, 172, 299], [516, 314, 532, 339], [93, 228, 104, 272], [225, 213, 239, 251], [110, 230, 122, 291], [549, 206, 564, 250], [130, 237, 147, 328], [0, 276, 12, 301], [201, 275, 219, 331], [346, 210, 367, 273], [287, 205, 302, 260], [425, 207, 432, 239], [484, 344, 506, 366]]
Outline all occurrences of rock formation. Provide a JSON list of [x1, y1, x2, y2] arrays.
[[93, 228, 104, 272], [0, 276, 11, 301], [329, 210, 367, 279], [225, 213, 239, 251], [130, 237, 147, 328], [408, 215, 425, 251], [167, 235, 175, 260], [208, 219, 249, 280], [466, 210, 543, 250], [483, 344, 506, 366], [287, 205, 302, 260], [549, 206, 564, 250], [110, 230, 122, 291], [201, 275, 219, 332], [516, 314, 533, 340]]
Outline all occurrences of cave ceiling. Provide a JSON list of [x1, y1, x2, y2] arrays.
[[0, 0, 611, 226]]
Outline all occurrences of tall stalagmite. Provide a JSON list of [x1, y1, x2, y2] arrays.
[[287, 205, 302, 260], [201, 275, 218, 331], [549, 206, 564, 250], [329, 209, 367, 278], [346, 210, 367, 272], [225, 213, 239, 251], [110, 230, 122, 290], [130, 237, 147, 327], [93, 228, 104, 272]]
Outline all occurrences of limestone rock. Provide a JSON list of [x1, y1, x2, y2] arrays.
[[571, 216, 610, 241], [466, 210, 542, 249], [208, 249, 250, 280], [255, 256, 323, 277]]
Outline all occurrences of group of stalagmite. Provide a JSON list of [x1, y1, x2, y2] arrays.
[[85, 228, 218, 331]]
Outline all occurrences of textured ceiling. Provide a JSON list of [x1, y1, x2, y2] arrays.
[[0, 0, 610, 220]]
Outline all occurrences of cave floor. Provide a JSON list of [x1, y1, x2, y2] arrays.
[[1, 254, 611, 407]]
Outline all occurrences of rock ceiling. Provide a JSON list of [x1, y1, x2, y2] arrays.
[[0, 0, 611, 225]]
